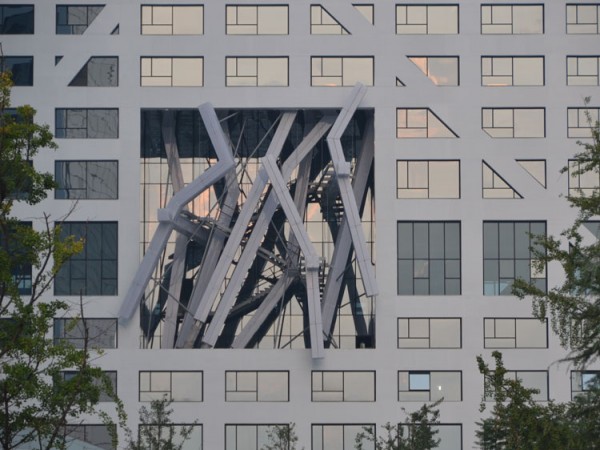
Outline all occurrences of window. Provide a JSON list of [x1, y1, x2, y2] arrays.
[[225, 371, 288, 402], [310, 5, 349, 34], [63, 424, 115, 450], [568, 107, 599, 138], [55, 108, 118, 139], [485, 370, 548, 401], [54, 222, 118, 296], [398, 371, 462, 402], [396, 5, 458, 34], [484, 318, 548, 348], [399, 424, 462, 450], [226, 5, 287, 35], [139, 425, 202, 450], [397, 318, 461, 349], [482, 108, 545, 138], [567, 56, 600, 85], [311, 56, 373, 87], [312, 371, 375, 402], [56, 5, 104, 34], [408, 57, 459, 86], [481, 4, 544, 34], [1, 222, 32, 295], [517, 160, 547, 188], [483, 221, 547, 295], [226, 425, 287, 450], [396, 109, 458, 138], [568, 159, 600, 197], [354, 4, 374, 25], [0, 56, 33, 86], [139, 371, 203, 401], [69, 57, 118, 87], [482, 161, 522, 199], [397, 160, 460, 199], [0, 5, 34, 34], [312, 424, 375, 450], [141, 5, 203, 35], [53, 318, 117, 349], [226, 57, 287, 87], [482, 56, 544, 86], [61, 371, 116, 402], [397, 222, 461, 295], [55, 160, 118, 199], [571, 371, 600, 399], [140, 57, 203, 87], [566, 4, 600, 34]]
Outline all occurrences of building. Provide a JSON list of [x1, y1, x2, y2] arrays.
[[3, 1, 600, 448]]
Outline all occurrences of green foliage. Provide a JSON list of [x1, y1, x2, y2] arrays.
[[0, 70, 122, 450], [355, 401, 441, 450], [124, 397, 196, 450], [513, 99, 600, 367], [261, 423, 301, 450]]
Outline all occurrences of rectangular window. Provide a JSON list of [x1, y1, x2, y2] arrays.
[[54, 222, 118, 296], [226, 57, 288, 87], [571, 371, 600, 399], [0, 56, 33, 86], [62, 371, 116, 402], [53, 318, 117, 349], [226, 5, 288, 35], [396, 108, 458, 138], [485, 370, 549, 401], [55, 108, 118, 139], [397, 318, 461, 349], [310, 5, 349, 35], [399, 424, 462, 450], [568, 159, 600, 197], [140, 425, 202, 449], [56, 5, 104, 34], [312, 371, 375, 402], [225, 425, 287, 450], [69, 57, 118, 87], [397, 222, 461, 295], [139, 371, 203, 402], [399, 371, 461, 402], [225, 371, 288, 402], [482, 56, 544, 86], [141, 5, 203, 35], [481, 4, 544, 34], [63, 424, 116, 450], [483, 221, 547, 295], [312, 424, 375, 450], [408, 56, 459, 86], [397, 160, 460, 199], [0, 5, 34, 34], [484, 318, 547, 348], [567, 56, 600, 85], [568, 107, 599, 138], [140, 57, 203, 87], [566, 4, 600, 34], [396, 5, 458, 34], [482, 108, 545, 138], [55, 160, 118, 199], [311, 56, 374, 87]]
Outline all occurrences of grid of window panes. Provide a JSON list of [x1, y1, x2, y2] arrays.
[[69, 57, 118, 87], [312, 424, 375, 450], [53, 318, 118, 349], [398, 371, 462, 402], [571, 371, 600, 399], [55, 160, 118, 199], [225, 425, 286, 450], [63, 424, 116, 450], [56, 5, 103, 34], [483, 221, 546, 296], [61, 371, 116, 402], [55, 108, 118, 139], [397, 222, 461, 295]]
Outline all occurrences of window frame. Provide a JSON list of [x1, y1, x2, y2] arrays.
[[311, 370, 376, 402], [481, 107, 546, 138], [55, 108, 119, 139], [53, 317, 118, 349], [139, 370, 203, 402], [398, 370, 463, 402], [311, 423, 376, 450], [140, 4, 204, 35], [55, 160, 119, 200], [0, 55, 33, 86], [484, 369, 549, 401], [61, 370, 117, 402], [396, 108, 458, 138], [396, 160, 461, 199], [225, 4, 289, 35], [571, 370, 600, 399], [566, 3, 600, 34], [63, 424, 116, 450], [0, 4, 34, 35], [567, 107, 599, 138], [224, 370, 289, 402], [481, 55, 545, 87], [481, 3, 545, 35], [397, 317, 462, 349], [140, 56, 204, 87], [395, 4, 459, 35], [225, 424, 289, 450], [225, 56, 289, 87], [483, 317, 548, 349], [568, 158, 600, 197], [407, 55, 460, 86], [566, 55, 600, 86], [310, 56, 374, 87], [398, 423, 463, 449]]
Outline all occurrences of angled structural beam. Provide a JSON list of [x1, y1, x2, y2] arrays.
[[326, 83, 378, 297], [119, 103, 235, 322]]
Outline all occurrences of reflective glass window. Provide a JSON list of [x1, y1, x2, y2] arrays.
[[139, 371, 203, 402], [226, 57, 288, 86], [53, 318, 117, 349], [225, 425, 285, 450], [482, 161, 522, 199], [311, 57, 373, 86], [397, 160, 460, 199], [63, 424, 116, 450], [69, 57, 118, 87], [567, 56, 600, 85], [484, 318, 548, 348], [225, 371, 288, 402], [0, 56, 33, 86], [482, 56, 544, 86], [398, 318, 461, 348], [312, 424, 375, 450], [408, 57, 459, 86], [482, 108, 545, 138], [568, 107, 599, 138], [0, 5, 34, 34], [353, 4, 374, 25], [140, 57, 203, 87], [399, 371, 462, 402], [571, 371, 600, 398], [310, 5, 349, 34], [396, 5, 458, 34], [55, 160, 118, 199], [567, 4, 600, 34], [55, 108, 118, 139], [312, 371, 375, 402], [481, 4, 544, 34], [396, 109, 458, 138], [141, 5, 203, 35], [226, 5, 287, 35], [56, 5, 103, 34]]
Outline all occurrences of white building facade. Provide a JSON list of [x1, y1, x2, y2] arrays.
[[3, 0, 600, 448]]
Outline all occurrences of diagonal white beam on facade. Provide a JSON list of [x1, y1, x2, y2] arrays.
[[231, 157, 313, 349], [185, 116, 334, 348], [326, 83, 378, 297], [119, 103, 235, 322], [178, 112, 298, 347], [321, 117, 375, 334]]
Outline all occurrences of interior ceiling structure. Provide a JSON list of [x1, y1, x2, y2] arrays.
[[119, 85, 377, 358]]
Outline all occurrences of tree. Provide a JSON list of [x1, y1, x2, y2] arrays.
[[355, 401, 441, 450], [124, 397, 196, 450], [513, 100, 600, 367], [0, 69, 121, 449], [260, 423, 301, 450]]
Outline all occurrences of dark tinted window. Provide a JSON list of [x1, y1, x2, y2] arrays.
[[0, 5, 34, 34], [0, 56, 33, 86], [56, 5, 104, 34]]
